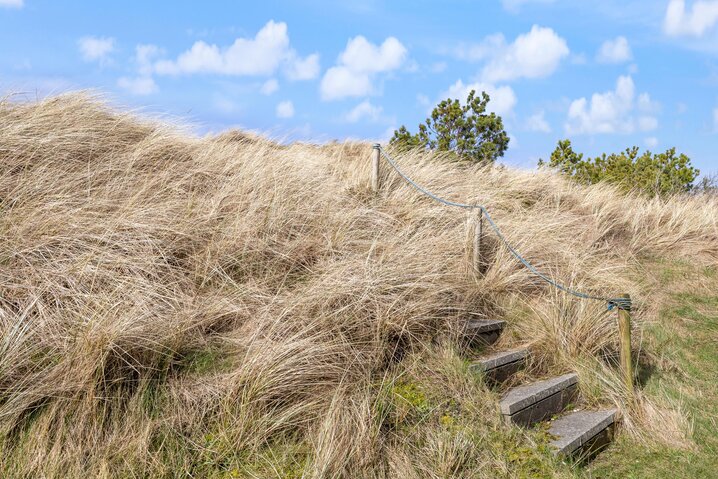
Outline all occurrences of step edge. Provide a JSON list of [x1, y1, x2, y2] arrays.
[[499, 373, 578, 415], [501, 385, 579, 426], [473, 348, 528, 371], [466, 319, 506, 333], [549, 409, 617, 455]]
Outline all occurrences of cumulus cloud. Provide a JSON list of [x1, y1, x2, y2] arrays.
[[344, 100, 383, 123], [339, 36, 406, 73], [320, 36, 407, 101], [645, 137, 659, 148], [117, 44, 161, 96], [260, 78, 279, 95], [155, 20, 319, 80], [78, 36, 115, 63], [526, 110, 551, 132], [441, 79, 517, 117], [664, 0, 718, 36], [117, 76, 158, 95], [0, 0, 23, 8], [459, 26, 569, 83], [135, 44, 161, 75], [565, 75, 659, 135], [276, 100, 295, 118], [483, 26, 568, 82], [596, 36, 632, 63], [284, 53, 320, 80], [321, 68, 374, 100]]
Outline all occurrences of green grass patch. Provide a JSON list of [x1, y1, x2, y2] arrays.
[[177, 346, 235, 375], [589, 262, 718, 478]]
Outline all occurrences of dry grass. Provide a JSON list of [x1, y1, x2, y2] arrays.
[[0, 93, 716, 478]]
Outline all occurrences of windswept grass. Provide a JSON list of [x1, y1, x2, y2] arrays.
[[590, 261, 718, 478], [0, 93, 716, 477]]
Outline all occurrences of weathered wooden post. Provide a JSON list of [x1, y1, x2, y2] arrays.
[[473, 208, 484, 275], [371, 143, 381, 193], [617, 293, 634, 395]]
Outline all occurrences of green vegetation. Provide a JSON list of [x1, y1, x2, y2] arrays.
[[390, 89, 509, 163], [590, 261, 718, 478], [540, 139, 700, 196], [2, 94, 716, 478], [376, 353, 569, 478]]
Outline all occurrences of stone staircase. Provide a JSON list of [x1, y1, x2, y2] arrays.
[[465, 319, 618, 460]]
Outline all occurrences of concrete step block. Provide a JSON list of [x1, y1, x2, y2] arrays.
[[464, 319, 506, 346], [549, 409, 617, 457], [500, 373, 578, 427], [471, 348, 528, 383]]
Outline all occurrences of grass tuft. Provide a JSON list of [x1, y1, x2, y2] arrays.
[[0, 93, 716, 477]]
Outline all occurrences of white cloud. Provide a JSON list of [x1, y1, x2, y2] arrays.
[[117, 76, 157, 95], [454, 34, 505, 62], [596, 36, 632, 63], [441, 79, 517, 117], [78, 36, 115, 63], [276, 100, 295, 118], [320, 35, 407, 101], [154, 20, 318, 81], [0, 0, 23, 8], [116, 44, 161, 96], [638, 92, 660, 113], [565, 75, 659, 135], [645, 136, 659, 148], [338, 36, 407, 73], [320, 67, 374, 100], [480, 26, 569, 83], [664, 0, 718, 37], [136, 44, 161, 75], [526, 110, 551, 132], [260, 78, 279, 95], [344, 100, 383, 123], [284, 53, 320, 80], [501, 0, 556, 13], [713, 106, 718, 131]]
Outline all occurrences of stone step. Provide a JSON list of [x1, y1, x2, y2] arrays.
[[549, 409, 617, 458], [471, 348, 528, 383], [500, 373, 578, 427], [464, 319, 506, 346]]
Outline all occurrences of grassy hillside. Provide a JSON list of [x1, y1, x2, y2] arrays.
[[0, 94, 716, 478]]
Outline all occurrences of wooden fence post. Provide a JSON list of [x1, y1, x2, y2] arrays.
[[473, 209, 484, 275], [617, 293, 634, 395], [371, 143, 381, 193]]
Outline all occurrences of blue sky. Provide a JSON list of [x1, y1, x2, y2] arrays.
[[1, 0, 717, 174]]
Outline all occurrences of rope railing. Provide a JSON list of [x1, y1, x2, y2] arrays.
[[372, 143, 631, 312]]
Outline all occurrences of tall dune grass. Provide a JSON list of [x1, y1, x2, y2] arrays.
[[0, 93, 716, 477]]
